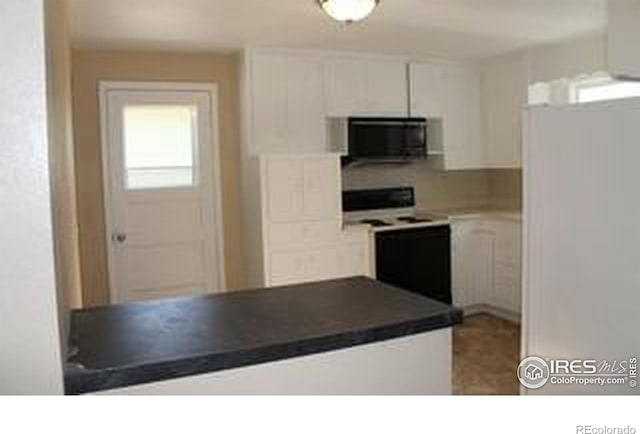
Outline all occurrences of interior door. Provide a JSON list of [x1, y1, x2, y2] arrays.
[[102, 85, 224, 303]]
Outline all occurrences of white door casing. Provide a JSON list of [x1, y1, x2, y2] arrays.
[[99, 82, 225, 304]]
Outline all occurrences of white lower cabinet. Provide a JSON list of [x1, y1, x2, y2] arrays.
[[268, 231, 372, 287], [252, 154, 373, 288], [451, 218, 522, 317]]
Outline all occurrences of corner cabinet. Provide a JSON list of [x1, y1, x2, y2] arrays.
[[481, 56, 527, 168], [451, 217, 522, 318], [324, 56, 408, 117], [245, 154, 372, 288], [409, 62, 485, 170]]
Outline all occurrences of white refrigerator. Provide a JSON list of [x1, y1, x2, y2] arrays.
[[523, 97, 640, 395]]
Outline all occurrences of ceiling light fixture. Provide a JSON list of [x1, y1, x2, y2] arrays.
[[318, 0, 380, 23]]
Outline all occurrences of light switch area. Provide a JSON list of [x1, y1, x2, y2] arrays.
[[123, 105, 197, 190]]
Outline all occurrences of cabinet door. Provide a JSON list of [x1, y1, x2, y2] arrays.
[[302, 157, 340, 220], [251, 53, 287, 154], [265, 157, 303, 222], [482, 58, 526, 168], [269, 221, 339, 251], [493, 220, 522, 267], [324, 57, 367, 117], [305, 247, 339, 282], [364, 59, 408, 116], [409, 63, 445, 118], [286, 55, 327, 153], [270, 250, 306, 286], [494, 263, 521, 313], [452, 222, 495, 307], [442, 65, 486, 170], [376, 226, 451, 304], [336, 243, 369, 278]]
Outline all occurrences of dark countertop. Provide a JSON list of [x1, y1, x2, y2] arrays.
[[65, 277, 462, 394]]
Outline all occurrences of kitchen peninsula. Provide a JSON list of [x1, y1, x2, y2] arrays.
[[65, 277, 461, 395]]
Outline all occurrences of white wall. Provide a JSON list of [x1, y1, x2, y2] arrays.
[[100, 329, 452, 395], [527, 32, 606, 83], [479, 32, 606, 92], [0, 0, 65, 394]]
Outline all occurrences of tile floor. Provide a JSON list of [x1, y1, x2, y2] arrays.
[[453, 313, 521, 395]]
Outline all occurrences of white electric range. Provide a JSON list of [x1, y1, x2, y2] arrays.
[[342, 187, 449, 232]]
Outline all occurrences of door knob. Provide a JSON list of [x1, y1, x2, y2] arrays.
[[113, 233, 127, 243]]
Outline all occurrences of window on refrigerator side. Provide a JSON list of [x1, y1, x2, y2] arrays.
[[574, 77, 640, 104]]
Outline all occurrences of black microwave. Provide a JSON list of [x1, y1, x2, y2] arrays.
[[332, 117, 427, 165]]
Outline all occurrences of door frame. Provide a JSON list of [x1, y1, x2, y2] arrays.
[[98, 81, 226, 303]]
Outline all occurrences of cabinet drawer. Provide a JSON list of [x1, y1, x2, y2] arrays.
[[269, 220, 340, 251]]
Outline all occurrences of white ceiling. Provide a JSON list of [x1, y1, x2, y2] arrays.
[[68, 0, 607, 60]]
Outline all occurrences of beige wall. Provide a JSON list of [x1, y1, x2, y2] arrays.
[[72, 50, 245, 307], [342, 165, 522, 212], [489, 169, 522, 210], [45, 0, 81, 363]]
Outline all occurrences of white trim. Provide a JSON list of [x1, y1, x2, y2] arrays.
[[461, 304, 521, 324], [98, 81, 226, 304], [99, 81, 217, 93], [521, 105, 532, 396]]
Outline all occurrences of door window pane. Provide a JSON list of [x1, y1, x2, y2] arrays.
[[123, 105, 197, 189]]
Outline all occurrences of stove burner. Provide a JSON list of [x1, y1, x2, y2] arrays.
[[397, 216, 432, 223], [360, 219, 392, 227]]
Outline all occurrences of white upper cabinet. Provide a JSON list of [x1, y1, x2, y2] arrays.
[[249, 51, 326, 154], [324, 57, 367, 117], [324, 56, 408, 117], [409, 62, 485, 170], [442, 65, 485, 170], [365, 59, 409, 115], [408, 62, 445, 119], [251, 53, 287, 154], [481, 57, 527, 168], [285, 55, 327, 152], [607, 0, 640, 79]]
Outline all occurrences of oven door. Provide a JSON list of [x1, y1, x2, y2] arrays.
[[375, 226, 452, 304]]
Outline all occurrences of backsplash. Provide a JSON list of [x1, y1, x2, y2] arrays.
[[489, 169, 522, 210], [342, 163, 522, 211], [342, 162, 492, 211]]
